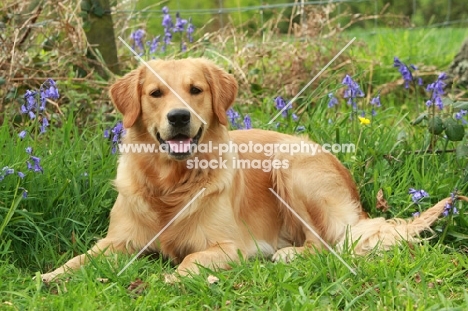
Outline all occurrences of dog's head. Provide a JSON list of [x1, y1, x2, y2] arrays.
[[109, 58, 238, 160]]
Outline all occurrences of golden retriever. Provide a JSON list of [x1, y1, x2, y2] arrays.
[[41, 58, 456, 282]]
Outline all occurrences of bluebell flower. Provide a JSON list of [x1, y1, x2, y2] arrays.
[[111, 122, 125, 143], [41, 79, 59, 103], [40, 117, 49, 134], [162, 7, 173, 29], [163, 30, 172, 51], [455, 109, 467, 125], [370, 95, 381, 107], [226, 108, 240, 128], [243, 115, 252, 129], [409, 188, 429, 203], [148, 35, 160, 54], [19, 130, 27, 139], [274, 96, 292, 117], [1, 167, 14, 181], [20, 187, 28, 198], [393, 57, 415, 88], [20, 79, 59, 132], [342, 75, 365, 108], [29, 156, 43, 173], [18, 171, 25, 179], [327, 93, 339, 108], [442, 193, 459, 217], [296, 125, 306, 132], [369, 95, 382, 116], [426, 73, 447, 110], [186, 17, 195, 43], [174, 12, 187, 33], [105, 122, 126, 154], [130, 29, 145, 51], [25, 147, 32, 154]]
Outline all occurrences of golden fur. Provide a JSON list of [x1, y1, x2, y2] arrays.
[[41, 58, 457, 282]]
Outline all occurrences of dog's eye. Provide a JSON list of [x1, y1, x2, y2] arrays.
[[190, 86, 202, 95], [150, 89, 163, 98]]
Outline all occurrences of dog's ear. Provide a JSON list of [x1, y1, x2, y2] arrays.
[[202, 60, 238, 126], [109, 66, 144, 128]]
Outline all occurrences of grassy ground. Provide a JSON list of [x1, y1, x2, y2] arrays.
[[1, 28, 468, 309]]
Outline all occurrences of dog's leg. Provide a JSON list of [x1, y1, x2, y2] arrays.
[[165, 242, 240, 282], [273, 229, 325, 263], [40, 238, 124, 282]]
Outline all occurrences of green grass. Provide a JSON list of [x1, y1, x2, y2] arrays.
[[1, 28, 468, 309]]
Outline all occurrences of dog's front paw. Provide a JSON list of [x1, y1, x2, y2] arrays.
[[38, 271, 59, 283], [272, 247, 299, 263], [163, 273, 180, 284]]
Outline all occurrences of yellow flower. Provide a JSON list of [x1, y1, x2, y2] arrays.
[[358, 116, 371, 125]]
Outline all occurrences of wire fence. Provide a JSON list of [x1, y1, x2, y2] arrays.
[[111, 0, 468, 34]]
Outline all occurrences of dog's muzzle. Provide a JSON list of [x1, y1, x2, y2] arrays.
[[156, 109, 203, 160]]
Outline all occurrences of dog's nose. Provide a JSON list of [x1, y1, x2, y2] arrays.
[[167, 109, 191, 128]]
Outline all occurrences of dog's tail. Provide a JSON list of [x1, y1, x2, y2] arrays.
[[337, 196, 467, 254]]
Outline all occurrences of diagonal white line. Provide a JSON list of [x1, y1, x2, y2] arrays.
[[268, 188, 357, 275], [268, 37, 356, 125], [117, 188, 207, 276], [117, 36, 207, 125]]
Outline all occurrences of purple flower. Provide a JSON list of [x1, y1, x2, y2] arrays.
[[20, 187, 28, 198], [426, 73, 447, 110], [274, 96, 291, 117], [24, 90, 37, 111], [46, 79, 59, 99], [275, 96, 286, 110], [2, 167, 14, 176], [19, 130, 27, 139], [41, 79, 59, 103], [29, 156, 43, 173], [342, 75, 365, 108], [296, 125, 306, 132], [148, 35, 160, 54], [25, 147, 32, 154], [370, 95, 381, 107], [393, 57, 414, 88], [111, 122, 125, 142], [442, 193, 459, 217], [409, 188, 429, 203], [40, 117, 49, 134], [186, 17, 195, 43], [327, 93, 338, 108], [455, 109, 467, 125], [20, 79, 58, 126], [412, 212, 420, 218], [162, 30, 172, 51], [174, 12, 187, 33], [227, 108, 240, 128], [243, 115, 252, 129], [106, 122, 126, 154], [130, 29, 145, 51], [18, 171, 25, 179], [162, 7, 173, 29]]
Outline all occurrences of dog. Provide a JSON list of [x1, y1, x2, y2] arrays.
[[40, 58, 456, 282]]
